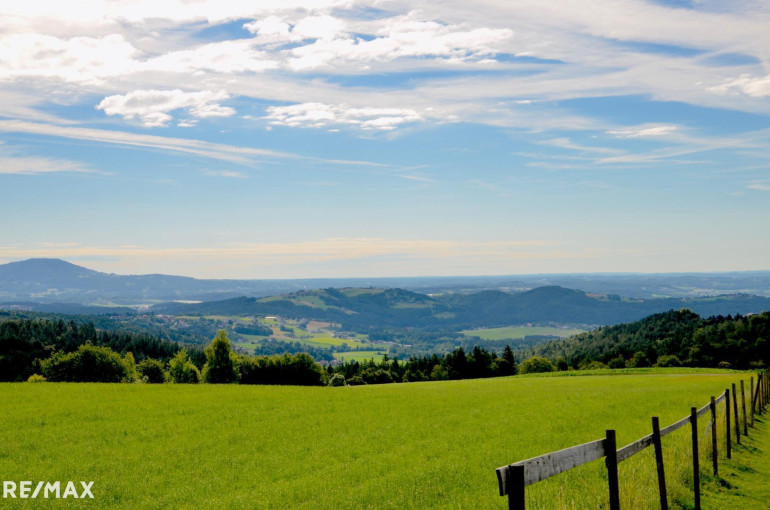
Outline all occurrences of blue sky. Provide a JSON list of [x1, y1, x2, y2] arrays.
[[1, 0, 769, 278]]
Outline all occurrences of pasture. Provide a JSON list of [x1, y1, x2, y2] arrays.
[[0, 371, 751, 509], [462, 325, 586, 340]]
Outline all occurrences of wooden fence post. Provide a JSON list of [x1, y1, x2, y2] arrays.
[[710, 396, 718, 477], [508, 464, 525, 510], [605, 430, 620, 510], [690, 407, 701, 510], [725, 389, 732, 459], [652, 417, 668, 510], [750, 377, 755, 427], [740, 380, 747, 436], [732, 384, 741, 445]]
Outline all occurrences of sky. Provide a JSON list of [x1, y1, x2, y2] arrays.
[[1, 0, 769, 279]]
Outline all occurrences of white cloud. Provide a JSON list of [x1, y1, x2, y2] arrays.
[[0, 155, 92, 175], [204, 170, 248, 179], [607, 125, 678, 138], [747, 181, 770, 191], [0, 33, 138, 83], [709, 74, 770, 98], [265, 102, 423, 130], [0, 120, 387, 167], [145, 40, 278, 74], [287, 14, 513, 70], [96, 89, 235, 127]]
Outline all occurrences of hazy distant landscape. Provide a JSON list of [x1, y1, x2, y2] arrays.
[[3, 1, 770, 508]]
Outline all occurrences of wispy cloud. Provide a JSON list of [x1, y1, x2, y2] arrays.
[[0, 155, 94, 175], [204, 170, 248, 179], [0, 120, 387, 167]]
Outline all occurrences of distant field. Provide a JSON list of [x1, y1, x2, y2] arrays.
[[0, 371, 747, 509], [334, 350, 388, 363], [462, 325, 586, 340]]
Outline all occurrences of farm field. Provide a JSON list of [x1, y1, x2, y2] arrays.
[[462, 325, 586, 340], [0, 371, 753, 509]]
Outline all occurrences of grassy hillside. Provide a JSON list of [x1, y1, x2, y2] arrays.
[[0, 371, 750, 509]]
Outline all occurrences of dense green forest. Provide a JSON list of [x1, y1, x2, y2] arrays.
[[535, 309, 770, 369], [3, 309, 769, 385]]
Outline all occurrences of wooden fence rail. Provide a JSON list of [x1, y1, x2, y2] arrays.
[[495, 370, 770, 510]]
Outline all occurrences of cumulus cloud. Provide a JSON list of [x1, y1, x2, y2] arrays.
[[145, 39, 278, 74], [96, 89, 235, 127], [264, 102, 423, 131], [286, 14, 513, 70], [0, 33, 138, 83]]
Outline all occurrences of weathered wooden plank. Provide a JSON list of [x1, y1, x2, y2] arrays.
[[617, 433, 653, 463], [697, 402, 710, 419], [659, 415, 690, 437], [496, 438, 607, 492], [652, 417, 669, 510], [690, 407, 701, 510], [714, 392, 726, 405]]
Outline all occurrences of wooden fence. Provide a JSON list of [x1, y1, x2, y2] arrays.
[[495, 369, 770, 510]]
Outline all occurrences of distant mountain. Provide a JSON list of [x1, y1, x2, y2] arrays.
[[2, 258, 770, 307], [151, 285, 770, 330]]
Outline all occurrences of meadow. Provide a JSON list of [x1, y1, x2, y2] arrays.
[[0, 371, 752, 509], [462, 325, 586, 340]]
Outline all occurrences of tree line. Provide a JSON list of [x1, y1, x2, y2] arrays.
[[535, 309, 770, 369]]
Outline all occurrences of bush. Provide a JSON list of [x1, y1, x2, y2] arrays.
[[520, 356, 555, 374], [238, 353, 327, 386], [556, 358, 569, 371], [627, 351, 650, 368], [27, 374, 46, 383], [138, 358, 167, 383], [718, 361, 732, 369], [202, 330, 238, 384], [168, 350, 201, 384], [430, 364, 449, 380], [608, 356, 626, 369], [328, 374, 347, 387], [41, 344, 136, 382], [583, 361, 608, 370], [655, 355, 682, 368], [346, 376, 366, 385]]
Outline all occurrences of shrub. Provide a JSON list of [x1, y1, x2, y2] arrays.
[[655, 355, 682, 368], [584, 361, 608, 370], [41, 344, 135, 382], [520, 356, 555, 374], [346, 376, 366, 385], [608, 356, 626, 369], [430, 364, 449, 381], [202, 330, 238, 384], [556, 358, 569, 371], [27, 374, 46, 383], [138, 358, 167, 383], [328, 374, 347, 387], [717, 361, 732, 369], [168, 350, 201, 384], [627, 351, 650, 368]]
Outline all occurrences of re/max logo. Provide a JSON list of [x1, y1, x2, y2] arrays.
[[3, 481, 94, 499]]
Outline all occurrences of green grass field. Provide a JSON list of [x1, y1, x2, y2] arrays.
[[0, 371, 754, 509], [334, 350, 389, 363], [462, 325, 586, 340]]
